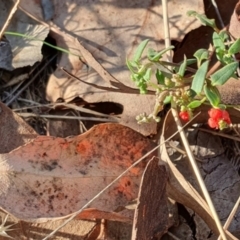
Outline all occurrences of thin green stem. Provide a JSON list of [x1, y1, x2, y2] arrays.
[[4, 31, 81, 58]]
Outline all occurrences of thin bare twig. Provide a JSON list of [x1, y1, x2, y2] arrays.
[[0, 0, 20, 39], [211, 0, 224, 28]]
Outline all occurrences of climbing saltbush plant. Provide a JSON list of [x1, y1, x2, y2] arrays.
[[127, 11, 240, 130]]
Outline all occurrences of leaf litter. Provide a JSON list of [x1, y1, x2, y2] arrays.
[[0, 0, 239, 239]]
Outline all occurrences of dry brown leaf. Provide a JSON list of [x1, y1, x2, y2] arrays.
[[0, 101, 37, 153], [0, 123, 156, 222], [18, 0, 203, 135], [132, 157, 169, 240]]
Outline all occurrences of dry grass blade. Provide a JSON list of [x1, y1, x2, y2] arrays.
[[162, 0, 172, 61], [0, 0, 20, 39], [217, 196, 240, 240], [17, 112, 118, 123]]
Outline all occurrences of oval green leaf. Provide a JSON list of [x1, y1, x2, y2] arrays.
[[191, 60, 209, 94], [187, 100, 202, 109], [211, 62, 238, 86], [204, 85, 220, 107], [212, 32, 225, 50], [134, 39, 149, 63], [228, 38, 240, 55], [194, 49, 209, 66]]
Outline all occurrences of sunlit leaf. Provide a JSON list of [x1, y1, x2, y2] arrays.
[[143, 68, 152, 81], [148, 46, 174, 62], [133, 39, 149, 63], [187, 11, 217, 30], [228, 38, 240, 55], [126, 59, 138, 73]]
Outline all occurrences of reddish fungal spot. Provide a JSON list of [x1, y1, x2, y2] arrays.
[[76, 140, 91, 154]]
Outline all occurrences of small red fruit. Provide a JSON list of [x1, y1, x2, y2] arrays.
[[179, 111, 190, 121], [208, 108, 231, 129]]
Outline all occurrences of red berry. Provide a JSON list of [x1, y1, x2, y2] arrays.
[[222, 110, 231, 124], [208, 108, 222, 120], [208, 118, 219, 129], [208, 108, 231, 129], [179, 111, 189, 121]]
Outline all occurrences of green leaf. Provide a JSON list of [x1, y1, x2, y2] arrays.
[[212, 32, 225, 50], [204, 85, 220, 107], [187, 11, 217, 30], [143, 68, 152, 81], [211, 62, 238, 86], [228, 38, 240, 55], [178, 55, 187, 77], [156, 69, 165, 85], [219, 31, 229, 42], [147, 46, 174, 62], [215, 48, 225, 62], [163, 95, 172, 104], [154, 62, 173, 79], [126, 59, 138, 73], [191, 60, 209, 94], [194, 49, 209, 66], [133, 39, 149, 63], [187, 100, 202, 109]]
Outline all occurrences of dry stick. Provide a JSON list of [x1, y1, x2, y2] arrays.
[[171, 107, 227, 240], [0, 0, 20, 39], [162, 0, 172, 62], [42, 114, 201, 240], [217, 197, 240, 240]]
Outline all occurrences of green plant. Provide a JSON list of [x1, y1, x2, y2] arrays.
[[127, 11, 240, 130]]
